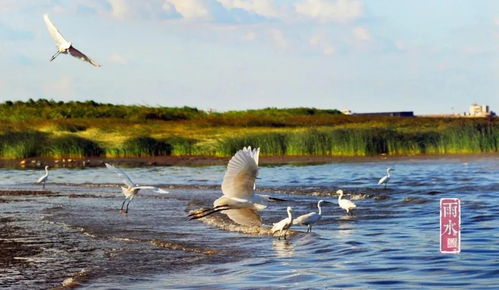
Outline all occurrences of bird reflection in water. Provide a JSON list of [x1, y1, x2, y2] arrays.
[[272, 239, 295, 258]]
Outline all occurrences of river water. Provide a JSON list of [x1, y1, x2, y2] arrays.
[[0, 156, 498, 288]]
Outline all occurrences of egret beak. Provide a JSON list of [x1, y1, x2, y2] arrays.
[[267, 197, 287, 202]]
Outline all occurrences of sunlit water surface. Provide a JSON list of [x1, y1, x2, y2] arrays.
[[0, 156, 498, 288]]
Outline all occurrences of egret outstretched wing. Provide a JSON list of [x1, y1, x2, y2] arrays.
[[243, 146, 260, 165], [69, 46, 100, 67], [134, 185, 169, 194], [43, 14, 69, 48], [221, 149, 258, 198], [105, 163, 135, 187], [225, 208, 262, 226]]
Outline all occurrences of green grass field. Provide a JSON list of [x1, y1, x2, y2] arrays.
[[0, 99, 497, 159]]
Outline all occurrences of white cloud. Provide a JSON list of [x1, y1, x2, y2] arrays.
[[295, 0, 363, 23], [494, 17, 499, 26], [217, 0, 281, 18], [243, 31, 257, 41], [165, 0, 212, 19], [269, 29, 288, 50], [353, 26, 370, 41], [109, 53, 128, 64], [309, 34, 335, 55], [107, 0, 131, 20]]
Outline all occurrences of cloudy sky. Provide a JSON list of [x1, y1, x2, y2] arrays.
[[1, 0, 498, 114]]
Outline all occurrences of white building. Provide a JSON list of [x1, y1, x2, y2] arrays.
[[467, 104, 491, 117]]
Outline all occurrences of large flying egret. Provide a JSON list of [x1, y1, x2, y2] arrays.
[[378, 168, 394, 188], [105, 163, 168, 214], [188, 146, 284, 226], [35, 165, 49, 189], [271, 206, 294, 240], [337, 190, 356, 214], [293, 200, 329, 232], [43, 14, 101, 67]]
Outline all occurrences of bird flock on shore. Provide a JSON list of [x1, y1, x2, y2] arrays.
[[35, 146, 394, 239]]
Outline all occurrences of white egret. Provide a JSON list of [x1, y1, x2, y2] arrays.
[[35, 165, 49, 189], [337, 190, 356, 214], [293, 200, 329, 232], [43, 14, 101, 67], [189, 146, 284, 226], [378, 168, 394, 188], [271, 206, 294, 240], [105, 163, 168, 214]]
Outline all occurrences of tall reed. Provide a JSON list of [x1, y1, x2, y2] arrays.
[[217, 132, 287, 156], [0, 131, 46, 159], [116, 137, 172, 157], [46, 135, 104, 158], [216, 125, 498, 156]]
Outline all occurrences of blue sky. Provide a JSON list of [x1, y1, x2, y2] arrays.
[[0, 0, 498, 114]]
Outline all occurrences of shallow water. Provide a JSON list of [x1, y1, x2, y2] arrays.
[[1, 156, 498, 288]]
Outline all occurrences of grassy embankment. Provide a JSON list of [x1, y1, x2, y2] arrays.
[[0, 99, 497, 159]]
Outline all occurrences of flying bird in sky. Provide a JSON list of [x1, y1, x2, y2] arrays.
[[43, 14, 101, 67]]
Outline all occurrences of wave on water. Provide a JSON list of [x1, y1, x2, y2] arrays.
[[109, 236, 217, 255], [150, 240, 216, 255], [190, 209, 298, 238]]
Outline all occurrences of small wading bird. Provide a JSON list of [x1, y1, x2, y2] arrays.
[[35, 165, 49, 189], [272, 206, 294, 240], [105, 163, 168, 214], [43, 14, 100, 67], [337, 190, 356, 214], [188, 147, 285, 226], [378, 168, 394, 188], [293, 200, 330, 232]]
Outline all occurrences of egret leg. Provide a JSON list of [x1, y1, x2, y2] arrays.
[[308, 225, 312, 232], [50, 51, 61, 61], [188, 205, 231, 220], [124, 199, 133, 214], [42, 181, 46, 189], [119, 198, 127, 212]]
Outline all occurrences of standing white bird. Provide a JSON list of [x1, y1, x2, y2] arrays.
[[35, 165, 49, 189], [105, 163, 168, 214], [189, 146, 284, 226], [378, 168, 394, 188], [293, 200, 328, 232], [271, 206, 294, 240], [43, 14, 101, 67], [337, 190, 356, 214]]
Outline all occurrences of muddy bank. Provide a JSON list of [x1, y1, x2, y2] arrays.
[[0, 187, 245, 289], [1, 153, 497, 168]]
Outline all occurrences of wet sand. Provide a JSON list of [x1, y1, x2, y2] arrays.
[[0, 188, 240, 289]]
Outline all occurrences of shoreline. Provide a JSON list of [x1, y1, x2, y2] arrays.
[[0, 152, 497, 168]]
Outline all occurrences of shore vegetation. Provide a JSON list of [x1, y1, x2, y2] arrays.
[[0, 99, 497, 159]]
